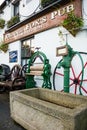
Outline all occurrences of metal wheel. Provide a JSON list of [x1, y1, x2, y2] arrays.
[[10, 64, 26, 90], [0, 86, 5, 93], [53, 52, 87, 95], [11, 64, 22, 80], [12, 77, 26, 90], [22, 64, 28, 73]]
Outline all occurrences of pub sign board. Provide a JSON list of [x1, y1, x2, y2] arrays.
[[4, 0, 82, 44]]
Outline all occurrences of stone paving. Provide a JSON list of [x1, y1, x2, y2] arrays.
[[0, 92, 25, 130]]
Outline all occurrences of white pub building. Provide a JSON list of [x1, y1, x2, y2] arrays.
[[0, 0, 87, 94]]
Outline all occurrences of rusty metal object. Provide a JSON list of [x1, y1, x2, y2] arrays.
[[0, 64, 26, 92]]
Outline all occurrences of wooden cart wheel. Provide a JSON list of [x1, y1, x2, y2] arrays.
[[11, 64, 23, 80], [10, 64, 25, 90]]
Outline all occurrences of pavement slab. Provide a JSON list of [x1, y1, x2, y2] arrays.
[[0, 92, 25, 130]]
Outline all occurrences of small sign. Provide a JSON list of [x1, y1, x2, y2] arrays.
[[9, 51, 18, 62], [56, 45, 68, 56]]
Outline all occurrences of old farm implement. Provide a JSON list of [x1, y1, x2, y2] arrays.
[[26, 48, 52, 89], [0, 64, 25, 92]]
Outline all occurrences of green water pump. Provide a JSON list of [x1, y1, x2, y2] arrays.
[[57, 45, 76, 93], [56, 44, 84, 94]]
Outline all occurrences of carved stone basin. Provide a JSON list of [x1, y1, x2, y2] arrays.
[[10, 88, 87, 130]]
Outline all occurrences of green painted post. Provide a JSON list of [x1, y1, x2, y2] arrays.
[[64, 68, 70, 93], [63, 45, 75, 93], [57, 45, 75, 93]]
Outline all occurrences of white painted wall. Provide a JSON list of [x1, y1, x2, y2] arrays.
[[19, 0, 40, 21], [8, 41, 21, 69], [0, 2, 12, 39], [82, 0, 87, 26], [0, 41, 21, 69], [0, 0, 5, 5]]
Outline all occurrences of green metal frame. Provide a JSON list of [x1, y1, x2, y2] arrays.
[[26, 51, 52, 89]]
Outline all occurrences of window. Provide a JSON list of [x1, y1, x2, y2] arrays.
[[21, 37, 34, 66], [13, 1, 19, 16]]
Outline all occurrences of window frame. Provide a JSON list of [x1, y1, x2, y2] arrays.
[[13, 1, 19, 16], [21, 36, 34, 66]]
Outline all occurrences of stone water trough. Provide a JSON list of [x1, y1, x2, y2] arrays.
[[10, 88, 87, 130]]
